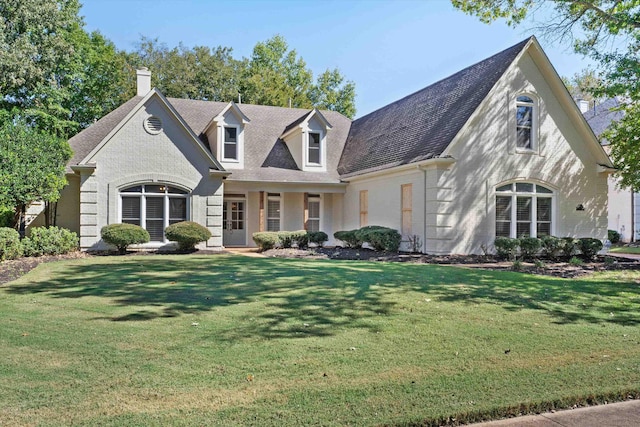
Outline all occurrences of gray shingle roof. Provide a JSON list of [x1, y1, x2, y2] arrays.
[[337, 38, 531, 177], [583, 97, 625, 145]]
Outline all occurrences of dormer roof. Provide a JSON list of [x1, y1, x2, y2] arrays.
[[203, 101, 250, 133], [280, 108, 333, 139]]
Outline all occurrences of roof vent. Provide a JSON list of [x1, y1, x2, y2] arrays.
[[144, 116, 162, 134]]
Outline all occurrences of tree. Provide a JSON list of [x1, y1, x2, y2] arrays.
[[450, 0, 640, 189], [0, 117, 72, 234], [562, 69, 604, 103], [309, 69, 357, 119]]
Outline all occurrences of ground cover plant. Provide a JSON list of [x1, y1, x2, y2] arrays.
[[1, 255, 640, 426]]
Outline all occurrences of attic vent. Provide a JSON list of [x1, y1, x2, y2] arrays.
[[144, 116, 162, 134]]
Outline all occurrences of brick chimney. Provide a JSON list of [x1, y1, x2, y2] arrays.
[[136, 67, 151, 96]]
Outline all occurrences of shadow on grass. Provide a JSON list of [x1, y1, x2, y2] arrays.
[[4, 255, 640, 339]]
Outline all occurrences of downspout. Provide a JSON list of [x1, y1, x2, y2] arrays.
[[423, 167, 428, 254], [632, 190, 636, 242]]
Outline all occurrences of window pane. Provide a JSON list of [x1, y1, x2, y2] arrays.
[[224, 142, 237, 160], [122, 219, 140, 226], [146, 197, 164, 220], [517, 127, 531, 149], [516, 222, 531, 237], [308, 201, 320, 218], [145, 185, 165, 193], [169, 197, 186, 220], [267, 200, 280, 218], [224, 127, 237, 142], [496, 196, 511, 221], [122, 197, 141, 219], [147, 220, 164, 241], [516, 183, 534, 192], [309, 132, 320, 147], [516, 197, 531, 221], [537, 222, 551, 236], [308, 147, 320, 164], [536, 185, 553, 194], [121, 186, 142, 193], [307, 219, 320, 232], [517, 96, 533, 103], [496, 222, 511, 237], [267, 219, 280, 232], [537, 198, 551, 222], [496, 184, 512, 192], [168, 186, 188, 194], [517, 105, 532, 126]]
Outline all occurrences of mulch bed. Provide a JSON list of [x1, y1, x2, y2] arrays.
[[0, 251, 90, 286], [262, 247, 640, 278]]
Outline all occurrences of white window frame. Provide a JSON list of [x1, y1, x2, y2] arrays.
[[516, 95, 537, 152], [495, 182, 555, 238], [307, 131, 322, 166], [119, 184, 189, 243], [266, 193, 281, 232], [222, 125, 239, 162], [307, 195, 322, 232]]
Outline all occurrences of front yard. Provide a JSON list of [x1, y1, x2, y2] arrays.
[[1, 254, 640, 426]]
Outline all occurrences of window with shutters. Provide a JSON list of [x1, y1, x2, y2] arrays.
[[307, 195, 321, 232], [359, 190, 368, 227], [119, 184, 188, 242], [401, 184, 412, 236], [495, 182, 553, 238], [267, 193, 281, 232]]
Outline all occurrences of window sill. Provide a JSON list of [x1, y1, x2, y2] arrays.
[[515, 149, 538, 155]]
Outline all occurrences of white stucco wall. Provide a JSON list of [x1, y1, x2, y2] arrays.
[[77, 95, 224, 250], [607, 176, 633, 242]]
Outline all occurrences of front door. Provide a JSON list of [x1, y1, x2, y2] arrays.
[[223, 199, 246, 246]]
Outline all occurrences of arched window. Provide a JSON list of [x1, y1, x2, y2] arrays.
[[495, 182, 553, 238], [120, 184, 188, 242], [516, 95, 536, 150]]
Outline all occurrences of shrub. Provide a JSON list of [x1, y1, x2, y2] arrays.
[[0, 227, 22, 261], [290, 230, 309, 249], [101, 223, 150, 254], [0, 206, 14, 228], [578, 237, 603, 260], [22, 226, 78, 257], [511, 260, 523, 271], [560, 237, 579, 258], [277, 231, 294, 248], [540, 236, 562, 260], [308, 231, 328, 247], [608, 229, 621, 244], [569, 256, 584, 266], [365, 228, 402, 252], [518, 237, 541, 260], [353, 225, 388, 245], [494, 237, 519, 260], [334, 230, 362, 248], [252, 232, 278, 251], [165, 221, 211, 251]]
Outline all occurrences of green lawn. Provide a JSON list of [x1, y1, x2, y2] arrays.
[[610, 246, 640, 254], [1, 255, 640, 426]]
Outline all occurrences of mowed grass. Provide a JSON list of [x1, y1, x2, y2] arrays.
[[1, 255, 640, 426], [610, 246, 640, 254]]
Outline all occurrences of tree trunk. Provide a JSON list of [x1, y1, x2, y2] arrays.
[[18, 204, 26, 238]]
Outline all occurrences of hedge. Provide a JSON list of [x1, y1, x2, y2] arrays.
[[22, 226, 78, 257], [101, 223, 150, 254], [165, 221, 211, 251], [308, 231, 328, 247], [333, 230, 362, 248], [253, 232, 279, 251], [0, 227, 22, 261]]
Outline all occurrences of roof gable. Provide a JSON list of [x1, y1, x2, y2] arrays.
[[337, 38, 531, 177], [281, 108, 333, 139]]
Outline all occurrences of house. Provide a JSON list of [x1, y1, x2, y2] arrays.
[[583, 98, 638, 242], [51, 36, 613, 254]]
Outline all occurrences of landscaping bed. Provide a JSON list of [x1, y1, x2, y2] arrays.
[[263, 247, 640, 278]]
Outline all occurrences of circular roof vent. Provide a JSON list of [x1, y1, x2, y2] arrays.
[[144, 116, 162, 134]]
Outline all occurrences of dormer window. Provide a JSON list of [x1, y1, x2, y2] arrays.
[[516, 95, 535, 150], [308, 132, 321, 164], [223, 127, 238, 161]]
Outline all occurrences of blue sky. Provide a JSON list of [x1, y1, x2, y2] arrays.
[[80, 0, 593, 118]]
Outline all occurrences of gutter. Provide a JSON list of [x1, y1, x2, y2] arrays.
[[342, 156, 456, 182]]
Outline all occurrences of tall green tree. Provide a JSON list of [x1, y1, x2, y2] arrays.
[[562, 69, 604, 104], [451, 0, 640, 189], [309, 69, 357, 119], [0, 117, 72, 232]]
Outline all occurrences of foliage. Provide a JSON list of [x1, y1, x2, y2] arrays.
[[101, 223, 150, 254], [534, 259, 546, 268], [0, 227, 22, 261], [22, 226, 78, 257], [561, 237, 579, 258], [562, 69, 604, 104], [511, 259, 523, 271], [450, 0, 640, 190], [289, 230, 309, 249], [308, 231, 328, 247], [308, 68, 357, 119], [165, 221, 211, 251], [518, 236, 542, 260], [276, 231, 294, 248], [494, 237, 519, 260], [578, 237, 604, 260], [569, 256, 584, 266], [334, 230, 363, 248], [0, 119, 72, 228], [0, 206, 14, 228], [252, 232, 279, 251], [540, 235, 563, 260], [357, 227, 402, 252], [608, 229, 622, 244]]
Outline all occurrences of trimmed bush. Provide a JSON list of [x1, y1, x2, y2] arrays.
[[22, 226, 78, 257], [290, 230, 309, 249], [101, 223, 150, 254], [365, 228, 402, 252], [560, 237, 579, 258], [494, 237, 519, 260], [353, 225, 388, 244], [252, 232, 278, 251], [578, 237, 603, 260], [165, 221, 211, 251], [277, 231, 294, 248], [334, 230, 362, 248], [0, 206, 14, 228], [540, 236, 562, 260], [518, 237, 541, 260], [608, 229, 621, 244], [308, 231, 328, 247], [0, 227, 22, 261]]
